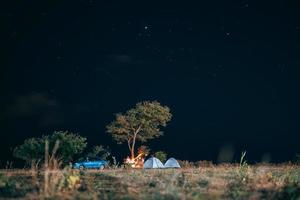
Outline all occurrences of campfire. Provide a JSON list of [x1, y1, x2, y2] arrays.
[[124, 146, 148, 168]]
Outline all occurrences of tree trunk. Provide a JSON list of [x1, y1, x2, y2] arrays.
[[127, 139, 132, 158], [131, 135, 136, 159], [130, 126, 141, 159], [131, 147, 135, 159]]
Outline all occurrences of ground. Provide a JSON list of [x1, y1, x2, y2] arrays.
[[0, 164, 300, 199]]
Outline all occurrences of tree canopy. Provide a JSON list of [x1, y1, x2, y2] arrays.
[[13, 137, 44, 165], [13, 131, 87, 167], [106, 101, 172, 159], [84, 145, 111, 160]]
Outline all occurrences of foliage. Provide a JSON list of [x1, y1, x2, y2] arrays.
[[106, 101, 172, 158], [154, 151, 168, 163], [13, 137, 44, 166], [44, 131, 87, 164], [138, 145, 150, 156], [13, 131, 87, 167], [85, 145, 111, 160], [294, 154, 300, 164]]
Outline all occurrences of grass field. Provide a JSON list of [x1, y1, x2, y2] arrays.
[[0, 164, 300, 200]]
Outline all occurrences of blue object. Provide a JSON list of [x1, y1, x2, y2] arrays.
[[73, 159, 108, 170]]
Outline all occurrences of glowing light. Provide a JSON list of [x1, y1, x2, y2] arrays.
[[124, 150, 147, 168]]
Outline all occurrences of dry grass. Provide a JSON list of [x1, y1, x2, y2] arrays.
[[0, 164, 299, 199]]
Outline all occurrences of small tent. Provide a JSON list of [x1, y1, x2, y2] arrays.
[[164, 158, 181, 168], [143, 157, 164, 169]]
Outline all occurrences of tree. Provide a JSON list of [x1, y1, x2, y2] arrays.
[[154, 151, 167, 163], [106, 101, 172, 159], [43, 131, 87, 164], [13, 137, 44, 166], [85, 145, 111, 160], [13, 131, 87, 167]]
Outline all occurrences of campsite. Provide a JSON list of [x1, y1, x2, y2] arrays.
[[0, 100, 300, 199], [2, 1, 300, 199], [1, 125, 299, 199]]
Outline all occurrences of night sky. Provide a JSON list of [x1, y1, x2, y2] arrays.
[[1, 1, 300, 165]]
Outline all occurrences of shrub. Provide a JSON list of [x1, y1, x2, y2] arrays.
[[154, 151, 167, 163], [294, 154, 300, 164]]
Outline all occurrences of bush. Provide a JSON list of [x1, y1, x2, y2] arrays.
[[294, 154, 300, 164], [154, 151, 167, 163]]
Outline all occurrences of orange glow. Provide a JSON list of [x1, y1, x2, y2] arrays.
[[124, 151, 146, 168]]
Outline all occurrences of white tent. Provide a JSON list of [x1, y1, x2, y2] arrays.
[[164, 158, 181, 168], [143, 157, 164, 169]]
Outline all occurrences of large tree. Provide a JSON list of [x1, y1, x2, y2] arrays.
[[14, 131, 87, 167], [106, 101, 172, 159], [44, 131, 87, 164], [13, 137, 44, 167]]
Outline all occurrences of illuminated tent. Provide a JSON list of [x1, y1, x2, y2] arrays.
[[143, 157, 164, 169], [164, 158, 181, 168]]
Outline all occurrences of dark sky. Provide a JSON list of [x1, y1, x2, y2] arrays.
[[1, 1, 300, 165]]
